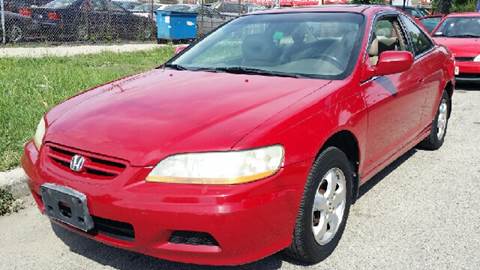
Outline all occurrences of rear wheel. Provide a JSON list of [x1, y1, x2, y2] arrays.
[[8, 23, 24, 43], [418, 90, 450, 150], [286, 147, 353, 264]]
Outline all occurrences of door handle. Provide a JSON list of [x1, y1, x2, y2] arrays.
[[416, 77, 425, 83]]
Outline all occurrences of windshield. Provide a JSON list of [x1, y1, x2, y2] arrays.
[[43, 0, 78, 8], [169, 12, 365, 79], [420, 17, 442, 33], [434, 17, 480, 37]]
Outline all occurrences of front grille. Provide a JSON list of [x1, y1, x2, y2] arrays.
[[46, 143, 127, 179], [457, 73, 480, 79], [169, 231, 219, 246], [455, 57, 474, 62], [92, 216, 135, 241]]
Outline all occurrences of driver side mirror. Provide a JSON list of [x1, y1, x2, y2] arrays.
[[373, 51, 414, 76], [174, 45, 188, 55]]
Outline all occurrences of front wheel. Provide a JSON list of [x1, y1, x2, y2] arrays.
[[286, 147, 353, 264], [418, 90, 450, 150]]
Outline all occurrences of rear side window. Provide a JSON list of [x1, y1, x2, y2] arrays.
[[400, 15, 434, 56]]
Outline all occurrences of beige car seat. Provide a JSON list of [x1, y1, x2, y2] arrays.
[[368, 23, 399, 65]]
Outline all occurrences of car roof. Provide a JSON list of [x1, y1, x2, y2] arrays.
[[254, 5, 399, 16], [445, 12, 480, 18], [420, 14, 443, 19], [393, 5, 414, 9]]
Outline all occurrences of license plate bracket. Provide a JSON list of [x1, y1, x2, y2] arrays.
[[40, 183, 94, 232]]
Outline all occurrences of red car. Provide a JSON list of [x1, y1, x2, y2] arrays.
[[22, 5, 454, 266], [418, 14, 444, 33], [432, 12, 480, 82]]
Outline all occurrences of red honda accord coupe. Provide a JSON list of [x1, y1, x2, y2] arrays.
[[432, 13, 480, 82], [22, 5, 455, 266]]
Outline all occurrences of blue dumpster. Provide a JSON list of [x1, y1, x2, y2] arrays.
[[155, 11, 197, 42]]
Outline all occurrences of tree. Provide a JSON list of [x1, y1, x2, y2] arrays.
[[438, 0, 454, 13]]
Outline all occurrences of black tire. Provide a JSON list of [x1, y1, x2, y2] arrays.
[[8, 23, 24, 43], [418, 90, 450, 150], [286, 147, 354, 264]]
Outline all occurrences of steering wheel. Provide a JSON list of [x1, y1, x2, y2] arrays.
[[316, 54, 344, 70]]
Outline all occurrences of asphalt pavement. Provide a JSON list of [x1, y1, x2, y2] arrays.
[[1, 85, 479, 270]]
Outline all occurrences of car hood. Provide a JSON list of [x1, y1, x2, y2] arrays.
[[45, 69, 331, 166], [433, 37, 480, 57]]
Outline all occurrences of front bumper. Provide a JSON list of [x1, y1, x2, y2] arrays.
[[455, 61, 480, 82], [21, 141, 310, 265]]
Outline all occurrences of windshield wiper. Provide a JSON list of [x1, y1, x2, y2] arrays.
[[163, 63, 188, 70], [210, 66, 308, 78], [447, 34, 480, 38], [163, 65, 313, 78]]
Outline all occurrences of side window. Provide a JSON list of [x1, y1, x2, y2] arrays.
[[401, 15, 434, 56], [368, 16, 409, 66], [109, 2, 126, 12], [410, 9, 420, 18], [91, 0, 106, 11]]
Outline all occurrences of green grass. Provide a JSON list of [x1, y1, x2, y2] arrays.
[[0, 47, 174, 171]]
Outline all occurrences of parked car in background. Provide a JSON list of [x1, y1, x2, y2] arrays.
[[112, 0, 141, 11], [30, 0, 155, 41], [131, 3, 164, 20], [0, 10, 38, 42], [23, 5, 454, 267], [132, 3, 163, 13], [212, 1, 265, 15], [3, 0, 50, 13], [394, 5, 429, 18], [432, 13, 480, 82], [162, 4, 198, 12], [419, 15, 443, 33]]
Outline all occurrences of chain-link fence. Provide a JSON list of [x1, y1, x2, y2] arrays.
[[0, 0, 309, 45], [0, 1, 438, 45]]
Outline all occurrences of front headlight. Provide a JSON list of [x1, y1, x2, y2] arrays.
[[146, 145, 284, 184], [474, 55, 480, 62], [33, 117, 46, 149]]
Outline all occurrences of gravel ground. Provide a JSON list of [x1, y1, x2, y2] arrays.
[[0, 43, 160, 58], [0, 86, 479, 270]]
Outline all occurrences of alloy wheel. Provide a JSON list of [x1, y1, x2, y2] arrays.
[[437, 98, 448, 140], [312, 167, 347, 245], [9, 24, 23, 43]]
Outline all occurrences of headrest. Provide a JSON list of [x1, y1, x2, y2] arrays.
[[242, 34, 275, 62], [375, 27, 393, 38]]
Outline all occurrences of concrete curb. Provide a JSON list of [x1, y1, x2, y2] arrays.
[[0, 43, 161, 58], [0, 168, 29, 199]]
